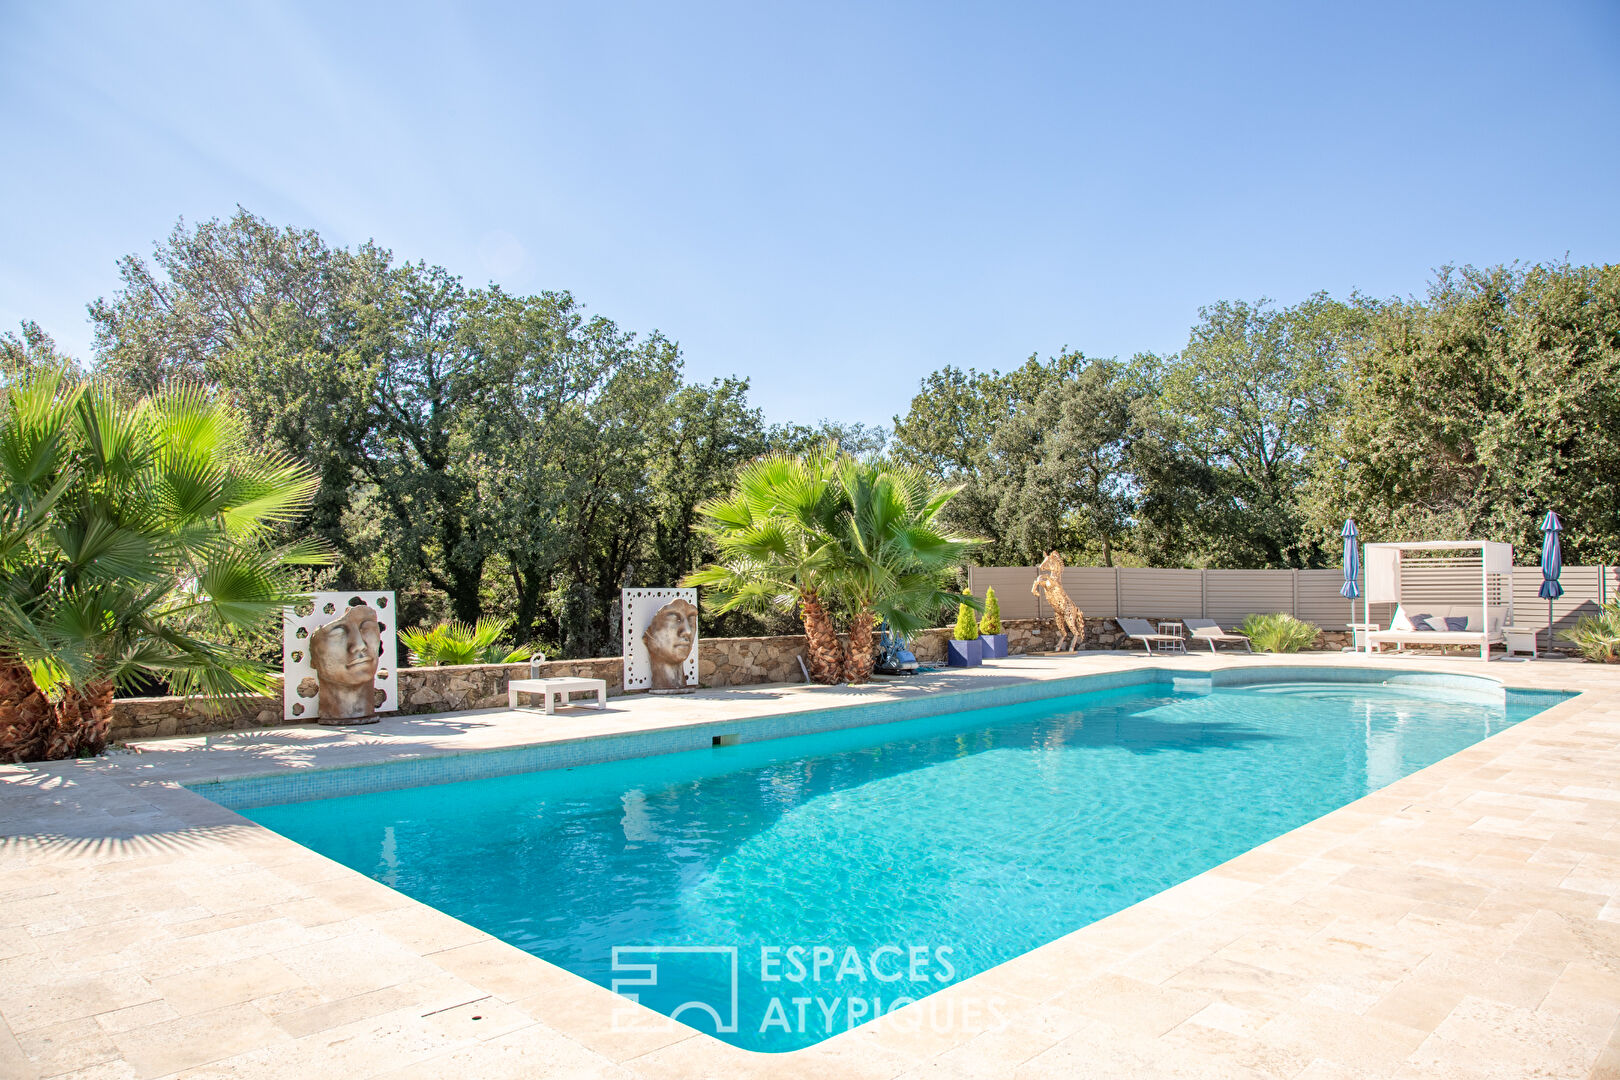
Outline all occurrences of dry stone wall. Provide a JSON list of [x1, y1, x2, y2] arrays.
[[107, 616, 1350, 742]]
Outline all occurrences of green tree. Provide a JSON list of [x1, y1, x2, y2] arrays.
[[91, 210, 353, 393], [0, 370, 330, 762], [1303, 263, 1620, 561], [90, 209, 769, 657], [891, 352, 1084, 559], [639, 378, 779, 636], [769, 419, 890, 461], [2, 322, 79, 385], [1148, 293, 1369, 567], [685, 448, 977, 684], [457, 285, 686, 656], [683, 447, 849, 682], [823, 459, 979, 682], [986, 356, 1145, 565]]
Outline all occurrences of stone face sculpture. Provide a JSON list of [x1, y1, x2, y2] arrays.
[[1032, 550, 1085, 652], [641, 597, 698, 690], [309, 604, 383, 723]]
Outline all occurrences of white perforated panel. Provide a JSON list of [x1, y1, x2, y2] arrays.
[[622, 588, 699, 691], [282, 591, 399, 720]]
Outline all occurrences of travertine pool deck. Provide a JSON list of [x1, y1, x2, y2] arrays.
[[3, 651, 1619, 1079]]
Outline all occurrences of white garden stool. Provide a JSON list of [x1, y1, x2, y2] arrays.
[[507, 677, 608, 714]]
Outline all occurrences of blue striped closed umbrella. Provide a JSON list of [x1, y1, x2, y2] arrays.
[[1540, 511, 1563, 651], [1340, 519, 1360, 629]]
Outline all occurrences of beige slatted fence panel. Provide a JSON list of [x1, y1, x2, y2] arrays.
[[1512, 564, 1608, 632], [968, 563, 1617, 631], [1205, 570, 1295, 625], [966, 567, 1042, 620], [967, 566, 1118, 618], [1062, 567, 1120, 618], [1117, 567, 1202, 620], [1296, 569, 1360, 627]]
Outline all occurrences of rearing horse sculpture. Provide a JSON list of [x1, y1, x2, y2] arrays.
[[1032, 550, 1085, 652]]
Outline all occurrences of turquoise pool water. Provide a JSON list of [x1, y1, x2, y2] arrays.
[[240, 675, 1565, 1052]]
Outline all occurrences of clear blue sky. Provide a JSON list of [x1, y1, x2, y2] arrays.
[[3, 1, 1617, 427]]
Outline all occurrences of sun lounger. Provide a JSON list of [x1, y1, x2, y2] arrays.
[[1116, 618, 1188, 655], [1364, 604, 1506, 658], [1182, 618, 1252, 653]]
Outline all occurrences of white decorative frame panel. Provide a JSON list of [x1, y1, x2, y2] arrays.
[[283, 591, 399, 720], [622, 588, 699, 691]]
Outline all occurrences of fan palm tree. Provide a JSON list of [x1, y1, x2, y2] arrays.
[[0, 369, 332, 762], [682, 446, 849, 683], [399, 616, 534, 666], [824, 459, 980, 683], [0, 408, 74, 761]]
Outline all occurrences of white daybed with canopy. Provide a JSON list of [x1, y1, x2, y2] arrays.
[[1361, 540, 1514, 661]]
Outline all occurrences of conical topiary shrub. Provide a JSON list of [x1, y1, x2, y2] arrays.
[[948, 592, 982, 667], [981, 587, 1002, 635], [980, 586, 1008, 657], [954, 593, 979, 640]]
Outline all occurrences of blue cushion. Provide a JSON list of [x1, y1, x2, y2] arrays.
[[1405, 613, 1434, 631], [1444, 616, 1469, 632]]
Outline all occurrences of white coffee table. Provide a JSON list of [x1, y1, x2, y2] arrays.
[[507, 677, 608, 714]]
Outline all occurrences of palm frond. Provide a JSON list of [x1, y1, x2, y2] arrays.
[[0, 367, 329, 734]]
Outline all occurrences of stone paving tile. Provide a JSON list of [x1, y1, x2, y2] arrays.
[[1400, 994, 1608, 1079], [1015, 1016, 1274, 1079], [1, 652, 1618, 1078], [509, 978, 695, 1062], [150, 955, 305, 1017], [153, 1004, 508, 1079], [109, 1002, 290, 1078], [92, 1002, 179, 1037], [896, 1001, 1093, 1079], [264, 972, 481, 1040], [0, 1020, 39, 1080], [368, 1022, 637, 1080], [1047, 973, 1213, 1038], [16, 1016, 121, 1077], [53, 1063, 137, 1080], [1253, 1003, 1430, 1073], [0, 969, 161, 1036]]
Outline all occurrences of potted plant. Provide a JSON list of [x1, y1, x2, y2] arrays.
[[948, 593, 982, 667], [979, 586, 1007, 658]]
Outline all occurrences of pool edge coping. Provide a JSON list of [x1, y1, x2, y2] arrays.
[[178, 661, 1556, 811], [4, 650, 1616, 1079]]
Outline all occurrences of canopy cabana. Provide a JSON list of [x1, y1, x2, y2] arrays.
[[1362, 540, 1514, 661]]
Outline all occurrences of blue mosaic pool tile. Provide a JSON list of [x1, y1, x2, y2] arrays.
[[187, 664, 1564, 811]]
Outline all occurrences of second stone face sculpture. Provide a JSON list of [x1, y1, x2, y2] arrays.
[[309, 604, 383, 723], [641, 597, 698, 690]]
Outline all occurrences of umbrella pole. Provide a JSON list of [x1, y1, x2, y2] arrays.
[[1548, 597, 1554, 655]]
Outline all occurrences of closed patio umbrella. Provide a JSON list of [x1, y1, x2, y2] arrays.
[[1340, 519, 1361, 630], [1539, 511, 1563, 652]]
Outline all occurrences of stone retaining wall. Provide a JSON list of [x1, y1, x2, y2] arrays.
[[106, 616, 1353, 742]]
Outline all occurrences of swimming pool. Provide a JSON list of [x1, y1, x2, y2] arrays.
[[232, 669, 1569, 1052]]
